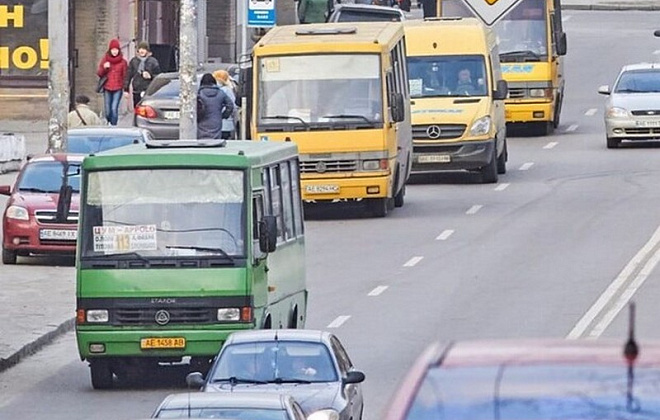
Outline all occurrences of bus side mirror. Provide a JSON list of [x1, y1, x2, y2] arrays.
[[493, 80, 508, 100], [390, 92, 405, 123], [259, 215, 278, 253], [654, 29, 660, 37], [557, 32, 567, 56]]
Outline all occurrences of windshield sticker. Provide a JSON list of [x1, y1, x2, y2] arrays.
[[409, 79, 423, 97], [501, 64, 534, 74], [93, 225, 157, 252], [264, 58, 280, 73]]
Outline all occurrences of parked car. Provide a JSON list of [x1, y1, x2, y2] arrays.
[[327, 3, 406, 22], [187, 330, 366, 420], [151, 392, 307, 419], [598, 62, 660, 149], [65, 126, 154, 154], [1, 154, 82, 264]]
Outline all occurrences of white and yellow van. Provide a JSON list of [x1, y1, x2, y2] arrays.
[[403, 17, 508, 183]]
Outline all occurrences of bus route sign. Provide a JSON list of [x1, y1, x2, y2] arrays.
[[459, 0, 523, 26], [248, 0, 276, 28]]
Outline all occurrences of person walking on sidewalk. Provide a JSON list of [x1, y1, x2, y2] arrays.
[[68, 95, 102, 128], [97, 39, 128, 126], [125, 41, 161, 108], [213, 69, 238, 140], [197, 73, 234, 140]]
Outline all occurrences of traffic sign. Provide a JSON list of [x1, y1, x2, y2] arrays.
[[248, 0, 276, 28], [459, 0, 523, 27]]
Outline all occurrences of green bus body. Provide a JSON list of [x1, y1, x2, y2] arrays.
[[75, 140, 307, 388]]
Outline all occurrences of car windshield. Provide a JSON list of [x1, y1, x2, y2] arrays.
[[614, 70, 660, 93], [334, 10, 402, 22], [257, 54, 383, 130], [156, 407, 288, 419], [405, 363, 660, 420], [145, 71, 238, 98], [67, 134, 143, 154], [17, 160, 81, 193], [407, 55, 488, 98], [80, 168, 246, 258], [211, 341, 338, 383]]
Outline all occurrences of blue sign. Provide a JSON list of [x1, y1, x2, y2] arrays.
[[248, 0, 276, 28]]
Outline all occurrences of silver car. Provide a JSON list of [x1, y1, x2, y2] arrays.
[[327, 4, 405, 22], [598, 62, 660, 148]]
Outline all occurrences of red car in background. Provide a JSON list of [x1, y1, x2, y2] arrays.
[[1, 154, 83, 264]]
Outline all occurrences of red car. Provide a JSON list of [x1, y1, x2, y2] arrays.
[[1, 154, 83, 264]]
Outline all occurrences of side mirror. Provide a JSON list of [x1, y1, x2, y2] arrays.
[[0, 185, 10, 196], [390, 92, 405, 123], [186, 372, 206, 389], [654, 29, 660, 37], [343, 370, 365, 384], [56, 184, 73, 223], [493, 80, 508, 100], [556, 32, 567, 56], [259, 215, 278, 253], [597, 85, 611, 95]]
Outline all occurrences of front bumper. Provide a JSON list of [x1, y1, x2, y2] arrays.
[[412, 139, 495, 174], [605, 118, 660, 140], [3, 219, 76, 255], [301, 173, 390, 201], [505, 101, 554, 124]]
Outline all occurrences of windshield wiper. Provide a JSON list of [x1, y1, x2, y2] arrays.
[[18, 187, 54, 193], [321, 114, 374, 125], [89, 251, 150, 263], [262, 115, 309, 128], [165, 245, 234, 262], [500, 50, 541, 62], [616, 89, 645, 93], [267, 378, 312, 384], [211, 377, 267, 385]]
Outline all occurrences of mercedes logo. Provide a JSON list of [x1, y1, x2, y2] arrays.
[[155, 310, 171, 325], [315, 161, 327, 173], [426, 125, 442, 139]]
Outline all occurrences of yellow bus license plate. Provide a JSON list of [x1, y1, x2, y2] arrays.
[[140, 337, 186, 349], [419, 154, 450, 163]]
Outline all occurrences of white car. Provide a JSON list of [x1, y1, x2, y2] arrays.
[[598, 62, 660, 148]]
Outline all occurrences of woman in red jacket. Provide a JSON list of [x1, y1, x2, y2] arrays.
[[97, 39, 128, 126]]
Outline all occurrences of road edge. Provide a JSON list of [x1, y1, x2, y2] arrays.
[[0, 318, 75, 373], [563, 4, 660, 10]]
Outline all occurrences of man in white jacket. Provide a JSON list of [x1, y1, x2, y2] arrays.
[[68, 95, 103, 128]]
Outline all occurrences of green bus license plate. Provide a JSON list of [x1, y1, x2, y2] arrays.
[[140, 337, 186, 349]]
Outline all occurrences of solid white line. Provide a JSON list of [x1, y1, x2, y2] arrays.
[[566, 124, 579, 132], [403, 256, 424, 267], [519, 162, 534, 171], [368, 285, 389, 296], [436, 229, 454, 240], [543, 142, 558, 149], [585, 108, 598, 116], [327, 315, 351, 328], [466, 205, 483, 215], [494, 183, 510, 191], [566, 225, 660, 339]]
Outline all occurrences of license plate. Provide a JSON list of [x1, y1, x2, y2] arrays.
[[39, 229, 77, 240], [418, 154, 451, 163], [635, 120, 660, 127], [140, 337, 186, 349], [305, 184, 340, 194], [163, 111, 180, 120]]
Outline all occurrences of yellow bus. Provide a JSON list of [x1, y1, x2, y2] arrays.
[[251, 22, 412, 217], [437, 0, 567, 135]]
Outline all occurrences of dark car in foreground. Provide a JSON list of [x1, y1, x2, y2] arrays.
[[1, 154, 82, 264], [187, 329, 365, 420], [327, 3, 405, 22], [383, 338, 660, 420], [66, 126, 153, 154]]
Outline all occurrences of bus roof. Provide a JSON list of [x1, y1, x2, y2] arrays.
[[82, 139, 299, 170], [403, 18, 493, 55], [254, 22, 404, 55]]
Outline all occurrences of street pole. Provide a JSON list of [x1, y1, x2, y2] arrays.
[[240, 0, 248, 140], [47, 0, 69, 152], [179, 0, 198, 140]]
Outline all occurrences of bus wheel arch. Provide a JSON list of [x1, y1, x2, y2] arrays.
[[89, 359, 114, 389]]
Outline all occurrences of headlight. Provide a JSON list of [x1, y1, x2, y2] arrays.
[[529, 88, 551, 98], [607, 107, 628, 118], [307, 409, 340, 420], [86, 310, 109, 323], [217, 308, 240, 321], [6, 205, 29, 221], [470, 116, 491, 136], [362, 159, 387, 171]]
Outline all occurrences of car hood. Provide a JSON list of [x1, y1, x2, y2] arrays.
[[205, 382, 340, 413], [609, 93, 660, 111], [9, 192, 80, 212]]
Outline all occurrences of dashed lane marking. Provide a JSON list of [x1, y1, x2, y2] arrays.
[[494, 183, 510, 191], [519, 162, 535, 171], [466, 205, 483, 215], [566, 124, 579, 132], [368, 286, 389, 296], [327, 315, 351, 328], [543, 142, 558, 149], [403, 256, 424, 267], [436, 230, 454, 240], [585, 108, 598, 116]]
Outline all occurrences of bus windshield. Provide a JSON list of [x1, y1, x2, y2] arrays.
[[257, 54, 383, 130], [407, 55, 488, 98], [80, 168, 246, 259]]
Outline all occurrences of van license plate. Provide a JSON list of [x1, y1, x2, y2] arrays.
[[305, 185, 340, 194], [419, 154, 451, 163], [140, 337, 186, 349]]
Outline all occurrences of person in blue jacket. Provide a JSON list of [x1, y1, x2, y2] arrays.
[[197, 73, 234, 140]]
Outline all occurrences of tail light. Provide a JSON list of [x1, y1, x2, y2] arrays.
[[135, 105, 158, 119]]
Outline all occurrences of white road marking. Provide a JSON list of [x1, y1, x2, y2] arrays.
[[327, 315, 351, 328], [368, 285, 389, 296], [567, 224, 660, 339], [436, 229, 454, 240], [519, 162, 535, 171], [585, 108, 598, 116], [404, 256, 424, 267], [466, 205, 483, 215], [562, 15, 572, 22], [566, 124, 579, 132], [494, 183, 510, 191], [654, 49, 660, 55], [543, 142, 558, 149]]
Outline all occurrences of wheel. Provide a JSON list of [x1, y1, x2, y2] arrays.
[[394, 184, 405, 208], [2, 247, 17, 265], [539, 121, 554, 136], [553, 94, 563, 128], [606, 136, 620, 149], [90, 360, 114, 389], [368, 198, 389, 218], [497, 139, 507, 175], [480, 146, 498, 184]]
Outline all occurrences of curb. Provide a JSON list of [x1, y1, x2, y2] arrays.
[[0, 317, 75, 373], [563, 4, 660, 10]]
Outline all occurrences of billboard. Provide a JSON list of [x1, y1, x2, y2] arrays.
[[0, 1, 48, 79]]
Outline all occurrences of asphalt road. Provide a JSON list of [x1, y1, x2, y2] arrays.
[[3, 10, 660, 419]]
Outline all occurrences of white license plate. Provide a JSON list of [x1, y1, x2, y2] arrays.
[[418, 154, 451, 163], [163, 111, 180, 120], [305, 184, 340, 194], [39, 229, 77, 240]]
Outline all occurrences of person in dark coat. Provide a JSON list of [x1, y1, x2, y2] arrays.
[[197, 73, 234, 140], [97, 39, 128, 126], [421, 0, 437, 18], [125, 41, 161, 108]]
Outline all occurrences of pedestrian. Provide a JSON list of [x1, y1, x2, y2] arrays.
[[67, 94, 103, 128], [298, 0, 329, 23], [97, 39, 128, 126], [125, 41, 161, 108], [197, 73, 234, 140], [420, 0, 437, 18], [213, 69, 238, 140]]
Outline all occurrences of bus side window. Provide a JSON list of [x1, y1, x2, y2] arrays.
[[280, 162, 295, 240], [253, 193, 264, 241], [270, 165, 285, 243], [290, 159, 304, 237]]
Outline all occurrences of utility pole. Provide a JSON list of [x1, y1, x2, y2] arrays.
[[47, 0, 69, 152], [179, 0, 198, 140]]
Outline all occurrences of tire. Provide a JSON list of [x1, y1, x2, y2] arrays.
[[539, 121, 554, 136], [368, 198, 389, 218], [90, 360, 114, 389], [480, 146, 498, 184], [394, 185, 405, 208], [497, 140, 507, 175], [607, 136, 620, 149], [553, 94, 563, 129], [2, 247, 17, 265]]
